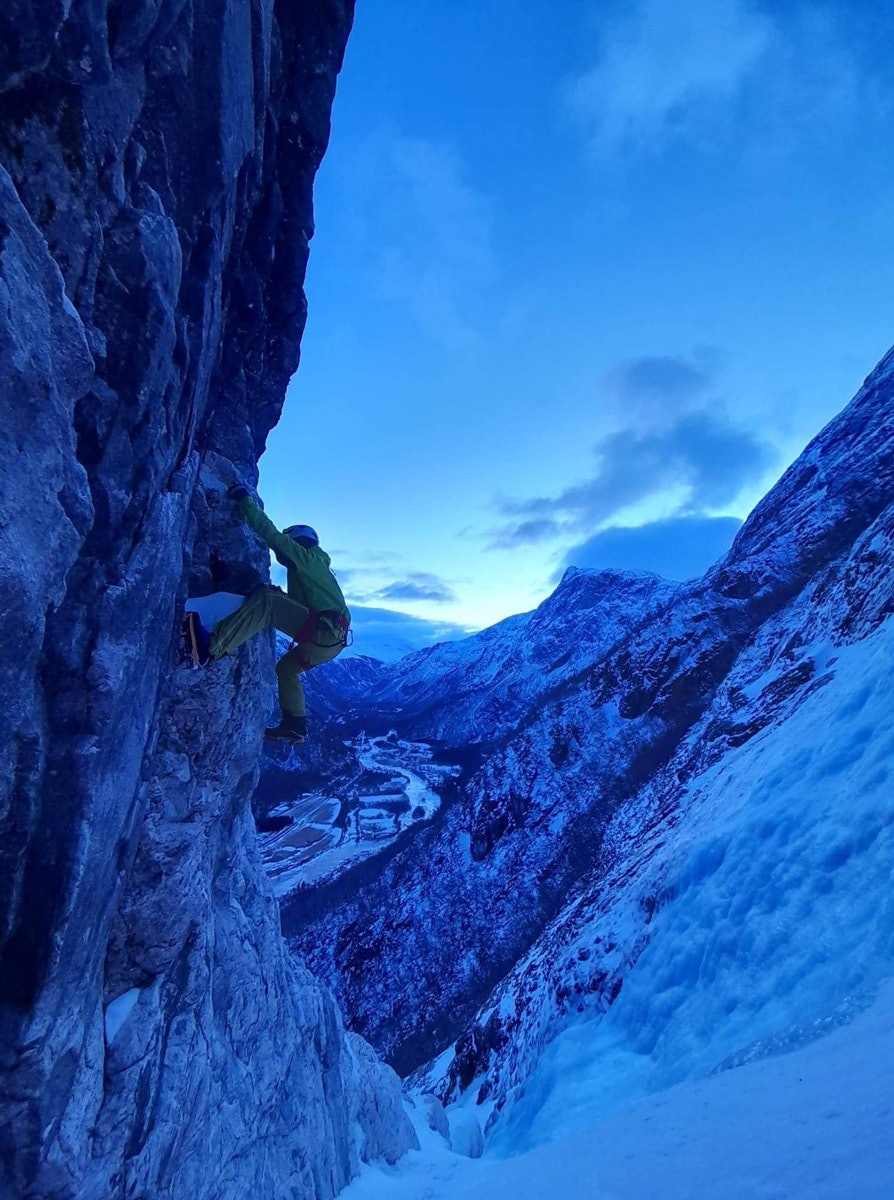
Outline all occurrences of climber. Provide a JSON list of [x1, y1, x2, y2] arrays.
[[186, 484, 351, 743]]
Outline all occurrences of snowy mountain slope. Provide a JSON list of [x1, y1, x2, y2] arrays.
[[429, 494, 894, 1134], [321, 570, 676, 745], [346, 976, 894, 1200], [312, 653, 391, 705], [283, 346, 894, 1086]]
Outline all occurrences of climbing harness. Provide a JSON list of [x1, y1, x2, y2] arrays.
[[294, 608, 352, 649]]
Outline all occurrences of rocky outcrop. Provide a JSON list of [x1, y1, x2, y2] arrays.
[[0, 4, 415, 1198], [286, 350, 894, 1081]]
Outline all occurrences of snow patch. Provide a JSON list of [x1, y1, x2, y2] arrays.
[[104, 988, 141, 1045]]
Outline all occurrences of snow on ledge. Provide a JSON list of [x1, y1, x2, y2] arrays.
[[104, 988, 141, 1045]]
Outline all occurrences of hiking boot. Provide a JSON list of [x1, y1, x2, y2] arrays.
[[182, 611, 212, 667], [264, 713, 307, 744]]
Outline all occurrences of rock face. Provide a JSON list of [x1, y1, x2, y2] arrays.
[[286, 350, 894, 1085], [0, 4, 415, 1198]]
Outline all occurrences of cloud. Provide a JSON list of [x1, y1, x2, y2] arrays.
[[345, 606, 471, 663], [490, 345, 778, 554], [366, 135, 498, 352], [751, 6, 889, 148], [489, 517, 564, 551], [350, 571, 458, 605], [559, 515, 743, 581], [567, 0, 775, 155], [567, 1, 886, 160], [497, 411, 775, 545], [601, 353, 717, 423], [374, 573, 457, 604], [334, 556, 403, 588]]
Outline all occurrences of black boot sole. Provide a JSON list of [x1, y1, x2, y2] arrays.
[[264, 729, 306, 744]]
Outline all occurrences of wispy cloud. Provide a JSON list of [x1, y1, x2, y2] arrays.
[[601, 352, 718, 424], [567, 0, 774, 155], [333, 552, 403, 586], [491, 343, 778, 551], [350, 571, 458, 605], [567, 0, 887, 160], [375, 573, 457, 604], [498, 412, 773, 545], [558, 515, 744, 582], [489, 517, 564, 551], [749, 5, 889, 145], [345, 133, 499, 352]]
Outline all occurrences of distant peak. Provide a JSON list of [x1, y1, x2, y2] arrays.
[[558, 564, 670, 588]]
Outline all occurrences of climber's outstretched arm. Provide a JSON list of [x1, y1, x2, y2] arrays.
[[234, 492, 312, 571]]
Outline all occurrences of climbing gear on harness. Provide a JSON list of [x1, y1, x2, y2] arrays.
[[294, 608, 351, 649]]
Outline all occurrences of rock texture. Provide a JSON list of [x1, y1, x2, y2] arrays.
[[0, 4, 415, 1198], [286, 350, 894, 1085]]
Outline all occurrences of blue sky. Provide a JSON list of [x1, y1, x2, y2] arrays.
[[258, 0, 894, 644]]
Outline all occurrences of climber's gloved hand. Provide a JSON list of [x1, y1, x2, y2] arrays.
[[228, 483, 250, 503]]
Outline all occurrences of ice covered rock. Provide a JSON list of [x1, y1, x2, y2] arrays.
[[447, 1109, 485, 1160], [419, 1092, 451, 1143]]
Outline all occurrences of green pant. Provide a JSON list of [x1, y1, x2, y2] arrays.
[[209, 586, 344, 717]]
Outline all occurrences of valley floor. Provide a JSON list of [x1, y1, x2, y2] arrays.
[[260, 735, 455, 893], [344, 977, 894, 1199]]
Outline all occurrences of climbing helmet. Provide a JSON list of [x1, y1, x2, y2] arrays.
[[285, 524, 319, 547]]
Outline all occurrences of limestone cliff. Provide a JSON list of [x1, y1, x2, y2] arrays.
[[0, 3, 415, 1197]]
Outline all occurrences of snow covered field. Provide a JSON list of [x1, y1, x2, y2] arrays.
[[345, 977, 894, 1199], [260, 735, 456, 893]]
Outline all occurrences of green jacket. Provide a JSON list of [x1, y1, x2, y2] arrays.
[[239, 497, 350, 621]]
